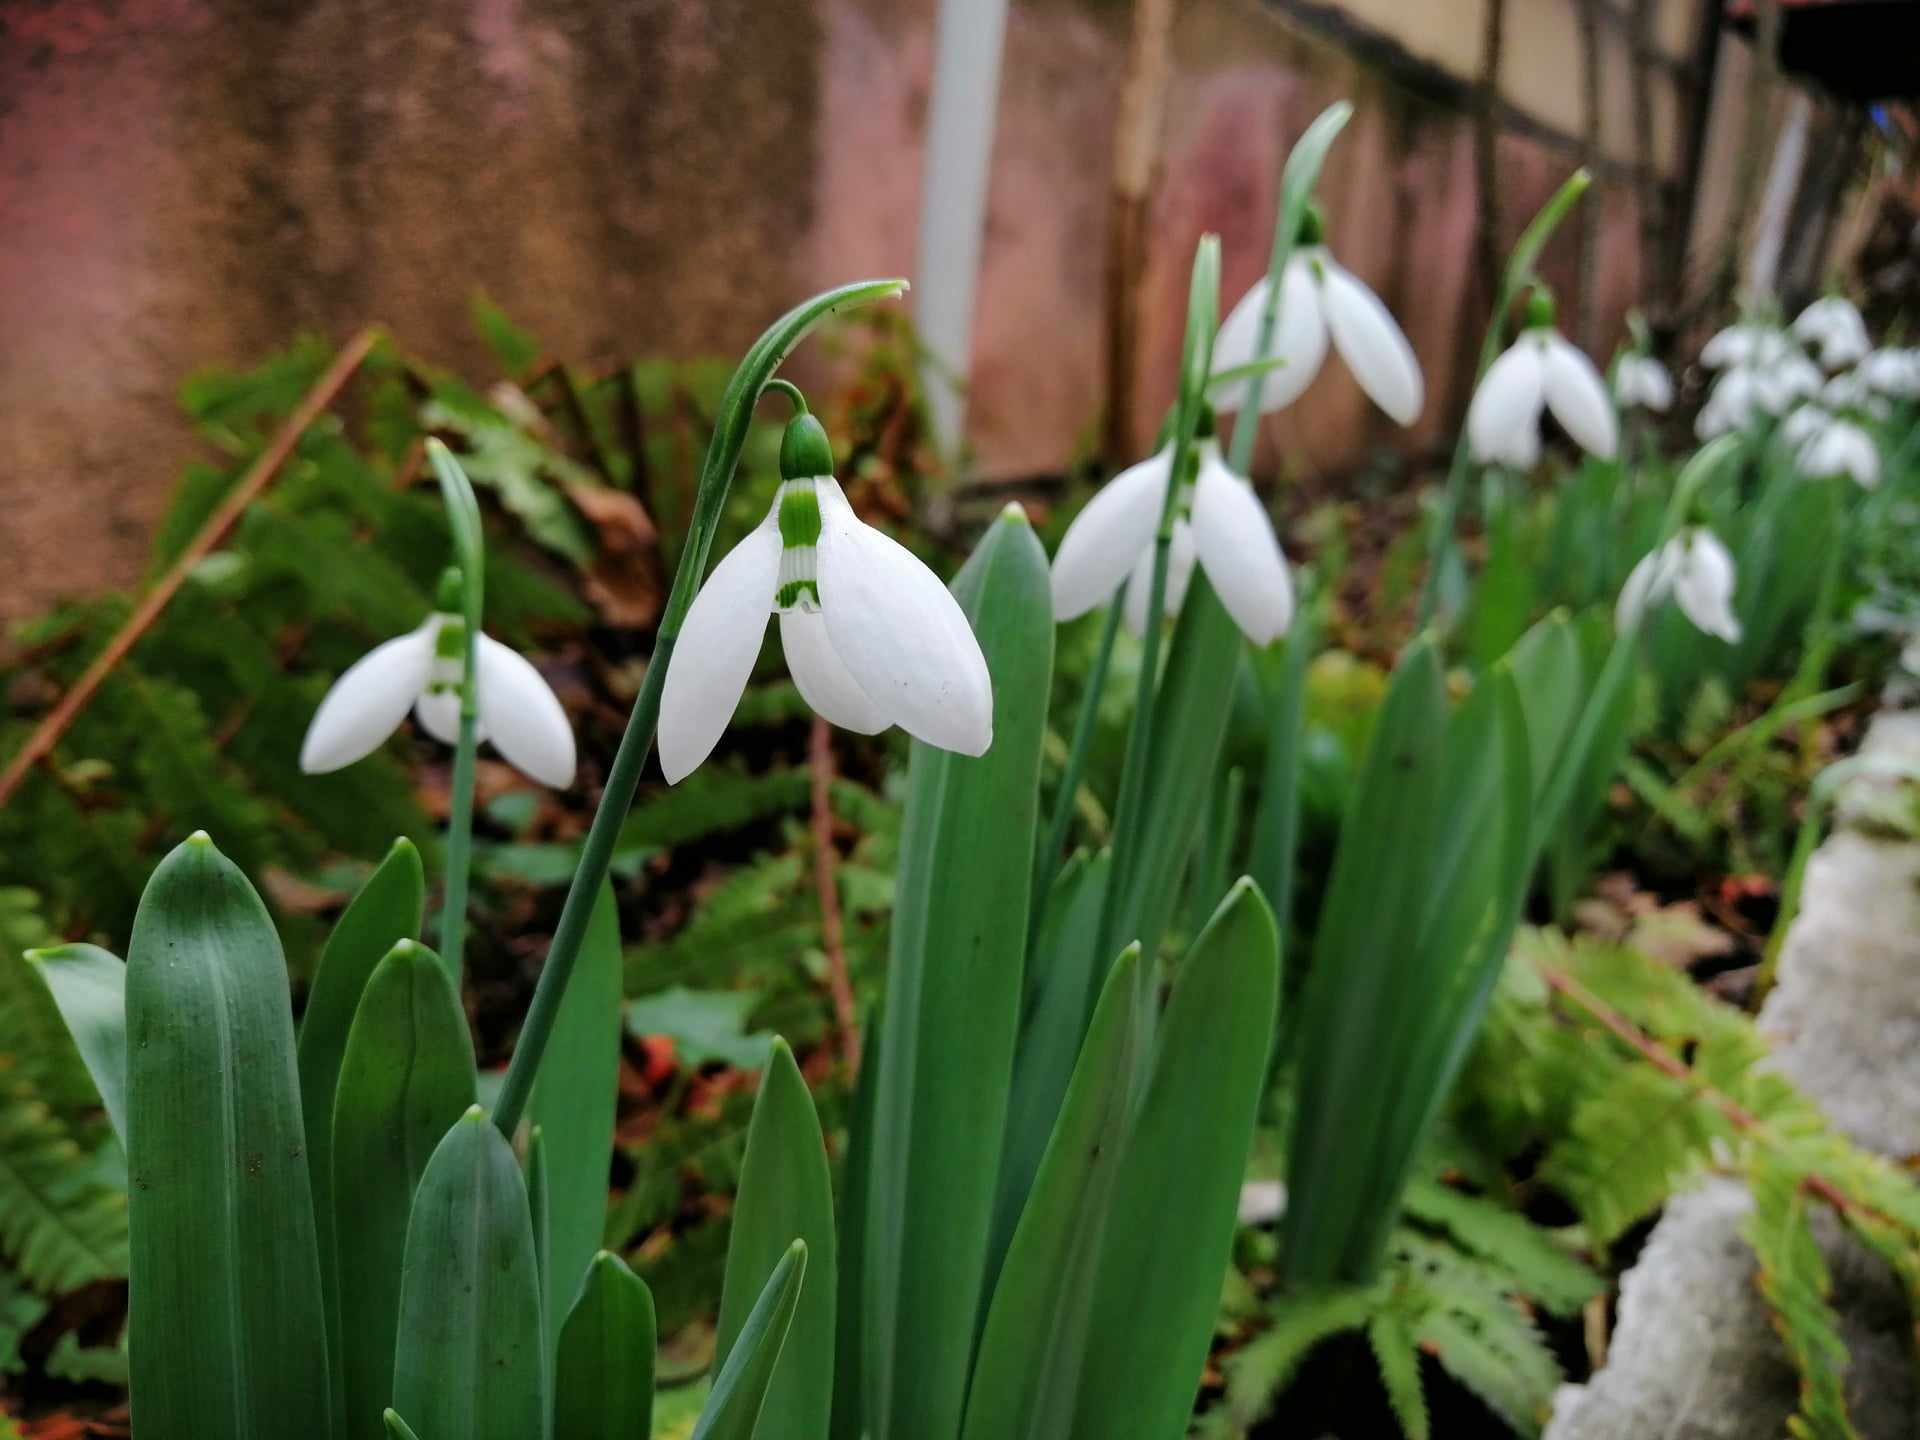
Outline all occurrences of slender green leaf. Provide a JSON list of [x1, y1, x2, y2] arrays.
[[382, 1412, 423, 1440], [297, 837, 425, 1412], [1071, 880, 1280, 1440], [831, 1010, 882, 1440], [331, 942, 477, 1440], [24, 943, 128, 1144], [555, 1251, 658, 1440], [715, 1039, 835, 1440], [863, 509, 1053, 1440], [963, 947, 1141, 1440], [392, 1107, 545, 1440], [986, 850, 1112, 1303], [694, 1241, 807, 1440], [125, 833, 332, 1440], [531, 883, 624, 1340]]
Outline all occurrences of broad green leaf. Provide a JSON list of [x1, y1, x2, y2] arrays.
[[531, 883, 624, 1342], [715, 1039, 836, 1440], [1071, 880, 1280, 1440], [985, 850, 1111, 1303], [527, 1126, 552, 1378], [694, 1241, 807, 1440], [1247, 611, 1318, 959], [1504, 612, 1583, 801], [555, 1251, 657, 1440], [1286, 639, 1447, 1283], [392, 1108, 545, 1440], [626, 986, 773, 1069], [331, 941, 477, 1440], [863, 508, 1053, 1440], [831, 1008, 881, 1440], [125, 833, 332, 1440], [297, 837, 425, 1414], [962, 947, 1141, 1440], [24, 943, 128, 1144]]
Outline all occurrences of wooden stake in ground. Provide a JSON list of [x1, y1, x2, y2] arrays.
[[0, 327, 382, 808]]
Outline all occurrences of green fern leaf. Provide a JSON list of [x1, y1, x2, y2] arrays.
[[1744, 1155, 1858, 1440], [0, 1094, 129, 1294], [1402, 1179, 1603, 1316], [1367, 1309, 1430, 1440], [1223, 1285, 1377, 1429], [0, 1267, 48, 1374]]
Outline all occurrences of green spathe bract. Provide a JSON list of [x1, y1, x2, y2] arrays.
[[862, 507, 1053, 1440], [695, 1241, 809, 1440], [25, 942, 128, 1146], [391, 1106, 545, 1440], [125, 832, 333, 1440]]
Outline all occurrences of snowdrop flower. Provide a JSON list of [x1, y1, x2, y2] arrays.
[[1861, 347, 1920, 399], [1208, 209, 1422, 424], [1613, 353, 1674, 412], [656, 410, 991, 784], [1051, 422, 1293, 646], [1791, 296, 1870, 369], [1466, 293, 1617, 465], [1695, 350, 1820, 437], [1616, 529, 1742, 643], [1701, 323, 1791, 371], [300, 587, 576, 786], [1120, 517, 1197, 636], [1797, 415, 1881, 487], [1819, 369, 1889, 419]]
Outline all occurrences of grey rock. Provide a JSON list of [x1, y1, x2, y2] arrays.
[[1547, 712, 1920, 1440]]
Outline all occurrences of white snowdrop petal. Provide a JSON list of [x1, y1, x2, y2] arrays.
[[778, 609, 890, 735], [1780, 403, 1826, 449], [1614, 355, 1672, 412], [1049, 447, 1174, 622], [1209, 259, 1328, 415], [1676, 532, 1742, 643], [299, 621, 437, 773], [412, 688, 475, 747], [1121, 517, 1197, 636], [657, 522, 781, 784], [475, 634, 576, 787], [817, 481, 993, 756], [1616, 539, 1684, 634], [1466, 340, 1545, 464], [1541, 334, 1619, 459], [1319, 258, 1424, 425], [1190, 450, 1293, 646]]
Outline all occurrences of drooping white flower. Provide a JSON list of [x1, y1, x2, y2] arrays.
[[1819, 368, 1890, 418], [1615, 529, 1742, 643], [1208, 214, 1423, 425], [1791, 296, 1870, 369], [656, 412, 991, 784], [1466, 297, 1617, 465], [1779, 402, 1828, 450], [1694, 347, 1821, 437], [1613, 353, 1674, 412], [1860, 347, 1920, 399], [300, 608, 576, 786], [1121, 517, 1196, 636], [1797, 415, 1881, 487], [1051, 433, 1293, 646], [1701, 323, 1791, 371]]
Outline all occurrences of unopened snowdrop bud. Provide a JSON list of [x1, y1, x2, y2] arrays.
[[1466, 290, 1618, 464], [1791, 296, 1870, 369], [1050, 414, 1294, 646], [299, 590, 576, 787], [657, 402, 993, 784], [1208, 206, 1423, 425], [1615, 529, 1741, 643], [1613, 353, 1673, 412]]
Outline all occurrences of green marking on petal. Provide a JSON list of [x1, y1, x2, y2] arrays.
[[779, 484, 824, 549], [776, 579, 821, 610], [432, 618, 465, 660]]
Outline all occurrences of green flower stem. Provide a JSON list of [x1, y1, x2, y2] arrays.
[[1418, 169, 1592, 627], [1031, 590, 1126, 929], [1096, 236, 1220, 979], [427, 441, 486, 989], [492, 279, 907, 1140]]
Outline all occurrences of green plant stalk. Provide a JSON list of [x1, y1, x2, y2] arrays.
[[1032, 591, 1126, 933], [427, 441, 485, 987], [492, 279, 907, 1138], [1419, 169, 1592, 627], [1096, 235, 1220, 982]]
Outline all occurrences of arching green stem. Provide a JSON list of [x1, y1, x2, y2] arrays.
[[492, 280, 908, 1139]]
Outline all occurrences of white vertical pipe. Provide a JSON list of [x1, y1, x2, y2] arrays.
[[914, 0, 1013, 461]]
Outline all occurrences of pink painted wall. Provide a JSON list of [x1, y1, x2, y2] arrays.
[[0, 0, 1649, 621]]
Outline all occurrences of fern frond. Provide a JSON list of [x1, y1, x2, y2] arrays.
[[1223, 1285, 1377, 1429], [0, 1094, 129, 1294], [1402, 1179, 1603, 1316], [1541, 1060, 1725, 1244], [1744, 1154, 1858, 1440], [0, 1267, 48, 1374], [1367, 1309, 1430, 1440]]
